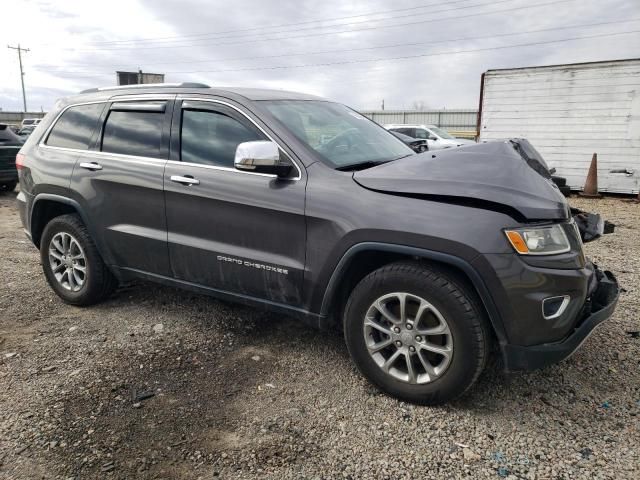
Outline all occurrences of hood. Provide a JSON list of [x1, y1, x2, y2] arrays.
[[438, 138, 474, 147], [353, 139, 568, 221]]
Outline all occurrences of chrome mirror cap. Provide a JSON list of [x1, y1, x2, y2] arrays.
[[234, 141, 292, 177]]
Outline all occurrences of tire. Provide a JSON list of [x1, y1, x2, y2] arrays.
[[40, 214, 118, 306], [344, 261, 490, 405], [559, 185, 571, 197], [1, 181, 17, 192]]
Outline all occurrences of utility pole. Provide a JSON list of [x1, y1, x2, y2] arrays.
[[7, 44, 30, 112], [381, 99, 385, 111]]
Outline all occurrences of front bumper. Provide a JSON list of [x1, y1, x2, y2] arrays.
[[502, 268, 619, 371]]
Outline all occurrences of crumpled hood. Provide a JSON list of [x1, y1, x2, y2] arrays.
[[353, 139, 568, 221]]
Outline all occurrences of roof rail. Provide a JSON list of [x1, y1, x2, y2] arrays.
[[80, 82, 210, 94]]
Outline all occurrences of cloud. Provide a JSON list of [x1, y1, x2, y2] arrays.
[[1, 0, 638, 112]]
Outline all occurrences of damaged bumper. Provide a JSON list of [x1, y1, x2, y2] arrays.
[[502, 267, 619, 371], [572, 208, 615, 242]]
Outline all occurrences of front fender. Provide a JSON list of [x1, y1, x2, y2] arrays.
[[317, 242, 508, 345]]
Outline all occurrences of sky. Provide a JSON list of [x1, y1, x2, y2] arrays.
[[1, 0, 639, 113]]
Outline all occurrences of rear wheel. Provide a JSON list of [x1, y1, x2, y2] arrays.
[[344, 261, 489, 405], [40, 214, 118, 305], [0, 181, 17, 192]]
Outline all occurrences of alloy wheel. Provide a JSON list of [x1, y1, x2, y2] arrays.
[[48, 232, 87, 292], [363, 292, 453, 384]]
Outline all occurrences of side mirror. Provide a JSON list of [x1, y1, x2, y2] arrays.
[[234, 141, 292, 177]]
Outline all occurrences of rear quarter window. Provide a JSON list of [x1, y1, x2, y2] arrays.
[[46, 103, 105, 150]]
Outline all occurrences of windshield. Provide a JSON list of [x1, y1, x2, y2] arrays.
[[429, 126, 455, 140], [261, 100, 412, 168]]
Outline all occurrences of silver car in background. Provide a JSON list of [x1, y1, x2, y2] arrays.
[[384, 124, 475, 150]]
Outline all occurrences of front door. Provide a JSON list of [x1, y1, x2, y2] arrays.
[[70, 97, 173, 276], [164, 99, 307, 306]]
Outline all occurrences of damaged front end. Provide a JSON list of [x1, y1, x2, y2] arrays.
[[572, 208, 616, 243], [503, 264, 619, 371], [502, 198, 620, 371]]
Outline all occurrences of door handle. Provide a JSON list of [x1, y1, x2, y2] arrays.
[[170, 175, 200, 186], [79, 161, 103, 171]]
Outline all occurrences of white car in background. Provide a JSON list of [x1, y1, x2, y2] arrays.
[[384, 124, 475, 150]]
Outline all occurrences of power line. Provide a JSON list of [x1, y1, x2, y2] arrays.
[[42, 0, 575, 52], [160, 30, 640, 74], [108, 0, 519, 46], [7, 44, 30, 112], [64, 0, 482, 46], [35, 18, 640, 73], [47, 30, 639, 78]]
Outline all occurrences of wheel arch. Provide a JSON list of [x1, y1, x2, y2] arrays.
[[31, 194, 91, 249], [319, 242, 508, 344]]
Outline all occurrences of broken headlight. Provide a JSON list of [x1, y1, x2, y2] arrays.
[[504, 224, 571, 255]]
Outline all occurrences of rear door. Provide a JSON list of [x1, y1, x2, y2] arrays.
[[163, 98, 307, 306], [69, 96, 174, 276]]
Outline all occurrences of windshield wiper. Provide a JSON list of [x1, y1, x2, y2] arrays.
[[335, 160, 389, 171], [390, 153, 413, 161], [335, 154, 412, 172]]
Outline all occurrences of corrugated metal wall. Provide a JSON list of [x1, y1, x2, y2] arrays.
[[0, 111, 47, 125], [479, 59, 640, 194], [360, 109, 478, 137]]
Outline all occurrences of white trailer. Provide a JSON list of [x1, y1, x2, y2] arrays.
[[477, 59, 640, 194]]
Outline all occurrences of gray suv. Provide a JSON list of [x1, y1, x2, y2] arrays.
[[16, 83, 619, 405]]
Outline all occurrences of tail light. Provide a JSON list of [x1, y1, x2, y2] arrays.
[[16, 153, 25, 170]]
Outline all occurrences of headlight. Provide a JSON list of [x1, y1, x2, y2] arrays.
[[504, 224, 571, 255]]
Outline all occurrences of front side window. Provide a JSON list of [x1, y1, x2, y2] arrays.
[[414, 129, 431, 140], [101, 104, 165, 158], [429, 127, 455, 140], [46, 103, 105, 150], [180, 109, 264, 168], [262, 100, 411, 169]]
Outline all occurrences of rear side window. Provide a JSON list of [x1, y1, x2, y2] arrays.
[[400, 128, 415, 137], [181, 109, 264, 168], [101, 104, 165, 158], [46, 103, 105, 150]]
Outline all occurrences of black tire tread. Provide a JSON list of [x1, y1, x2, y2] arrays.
[[344, 260, 489, 404], [40, 214, 117, 306]]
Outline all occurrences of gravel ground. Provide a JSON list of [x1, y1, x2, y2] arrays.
[[0, 189, 639, 480]]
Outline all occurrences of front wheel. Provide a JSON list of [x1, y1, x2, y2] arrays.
[[40, 214, 118, 305], [344, 261, 490, 405]]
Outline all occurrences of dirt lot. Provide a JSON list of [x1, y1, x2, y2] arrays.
[[0, 190, 639, 480]]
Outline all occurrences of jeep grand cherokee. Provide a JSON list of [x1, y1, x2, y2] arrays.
[[16, 83, 619, 405]]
